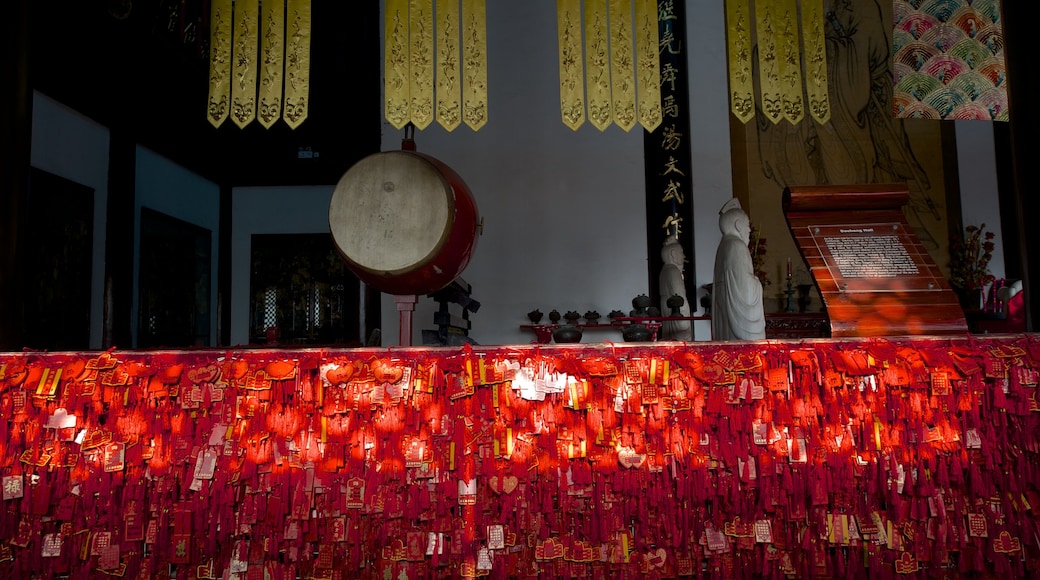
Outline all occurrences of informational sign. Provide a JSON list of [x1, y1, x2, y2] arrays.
[[808, 223, 945, 293], [783, 184, 967, 337]]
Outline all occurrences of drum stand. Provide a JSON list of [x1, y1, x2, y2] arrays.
[[395, 295, 418, 346]]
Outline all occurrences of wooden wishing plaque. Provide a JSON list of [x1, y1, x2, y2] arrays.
[[782, 184, 967, 337]]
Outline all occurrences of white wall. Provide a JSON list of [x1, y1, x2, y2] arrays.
[[369, 3, 736, 345], [687, 3, 736, 340], [135, 146, 221, 346], [377, 2, 676, 346], [229, 186, 335, 346], [30, 92, 110, 349], [954, 121, 1005, 282]]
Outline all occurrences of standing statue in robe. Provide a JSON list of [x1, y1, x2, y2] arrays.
[[712, 198, 766, 340], [659, 237, 693, 341]]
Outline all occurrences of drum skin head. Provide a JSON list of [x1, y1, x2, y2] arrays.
[[330, 150, 479, 295], [331, 151, 451, 273]]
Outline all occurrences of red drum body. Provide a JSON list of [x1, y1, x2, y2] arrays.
[[329, 150, 481, 295]]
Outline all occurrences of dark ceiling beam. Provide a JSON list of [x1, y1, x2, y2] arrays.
[[31, 1, 381, 188]]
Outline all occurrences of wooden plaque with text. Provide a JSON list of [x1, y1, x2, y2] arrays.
[[783, 184, 967, 337]]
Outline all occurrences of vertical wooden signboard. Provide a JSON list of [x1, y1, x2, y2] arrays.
[[783, 184, 967, 337], [644, 0, 693, 306]]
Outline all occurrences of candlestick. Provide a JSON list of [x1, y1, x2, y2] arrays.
[[784, 275, 796, 312], [784, 258, 795, 312]]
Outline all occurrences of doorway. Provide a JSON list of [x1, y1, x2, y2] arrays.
[[137, 208, 212, 348], [23, 168, 94, 350]]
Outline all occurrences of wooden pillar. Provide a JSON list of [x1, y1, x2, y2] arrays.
[[1000, 1, 1038, 331], [0, 0, 31, 350], [217, 184, 232, 346], [101, 131, 136, 349], [644, 0, 694, 310], [395, 295, 418, 347]]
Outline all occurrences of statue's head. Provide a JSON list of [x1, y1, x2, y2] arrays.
[[718, 197, 742, 215], [661, 236, 685, 264], [719, 208, 750, 243], [718, 198, 751, 242]]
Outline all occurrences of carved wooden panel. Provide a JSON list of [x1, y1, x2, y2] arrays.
[[765, 313, 830, 339], [783, 184, 967, 337]]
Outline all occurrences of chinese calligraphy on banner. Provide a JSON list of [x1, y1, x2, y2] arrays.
[[644, 0, 695, 308]]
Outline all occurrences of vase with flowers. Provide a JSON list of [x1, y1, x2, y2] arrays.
[[948, 223, 995, 311], [748, 222, 770, 288]]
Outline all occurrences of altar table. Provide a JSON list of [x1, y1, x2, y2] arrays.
[[1, 334, 1038, 578]]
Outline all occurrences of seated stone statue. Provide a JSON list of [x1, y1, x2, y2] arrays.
[[711, 198, 766, 340], [659, 237, 692, 341]]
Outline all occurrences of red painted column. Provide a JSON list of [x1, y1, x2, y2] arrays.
[[395, 295, 418, 347]]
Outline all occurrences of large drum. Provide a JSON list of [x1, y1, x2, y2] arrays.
[[329, 150, 481, 295]]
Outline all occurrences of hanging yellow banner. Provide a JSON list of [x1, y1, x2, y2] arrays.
[[207, 0, 233, 128], [775, 0, 804, 124], [800, 0, 829, 124], [585, 0, 612, 131], [609, 0, 636, 131], [385, 0, 410, 130], [634, 0, 661, 132], [436, 0, 462, 131], [754, 0, 784, 124], [230, 0, 259, 128], [461, 0, 488, 130], [557, 0, 585, 131], [724, 0, 754, 123], [257, 0, 285, 129], [283, 0, 311, 129], [409, 0, 434, 129]]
